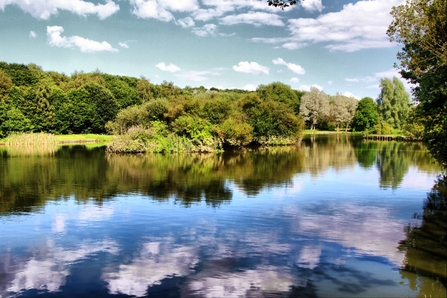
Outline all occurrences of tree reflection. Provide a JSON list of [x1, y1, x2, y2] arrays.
[[0, 136, 443, 213], [398, 175, 447, 297], [376, 141, 441, 189]]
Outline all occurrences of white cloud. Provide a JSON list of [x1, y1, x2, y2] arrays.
[[159, 0, 198, 12], [272, 57, 305, 75], [0, 0, 119, 20], [118, 42, 129, 48], [177, 17, 195, 28], [301, 0, 323, 12], [104, 242, 199, 297], [46, 26, 118, 53], [285, 0, 405, 52], [191, 24, 217, 36], [242, 84, 257, 91], [176, 70, 220, 82], [130, 0, 198, 21], [290, 77, 300, 83], [220, 12, 284, 27], [343, 91, 360, 100], [156, 62, 181, 72], [29, 31, 37, 39], [233, 61, 269, 75], [300, 84, 323, 92], [130, 0, 173, 21]]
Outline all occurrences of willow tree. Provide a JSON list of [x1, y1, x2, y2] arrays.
[[332, 94, 358, 131], [388, 0, 447, 165], [376, 77, 411, 130], [299, 87, 330, 130]]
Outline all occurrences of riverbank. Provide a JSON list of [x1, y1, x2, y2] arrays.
[[0, 134, 114, 146]]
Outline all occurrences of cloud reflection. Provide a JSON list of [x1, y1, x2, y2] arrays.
[[103, 241, 199, 296], [4, 239, 119, 296]]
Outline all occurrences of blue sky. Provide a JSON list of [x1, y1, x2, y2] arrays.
[[0, 0, 408, 99]]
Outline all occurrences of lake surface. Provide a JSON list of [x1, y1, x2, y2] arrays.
[[0, 135, 446, 298]]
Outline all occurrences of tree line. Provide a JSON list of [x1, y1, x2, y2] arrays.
[[0, 61, 413, 151]]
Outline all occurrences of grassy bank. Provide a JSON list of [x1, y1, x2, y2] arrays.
[[0, 133, 114, 146]]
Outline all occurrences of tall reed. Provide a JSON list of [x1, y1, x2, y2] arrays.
[[6, 132, 58, 146]]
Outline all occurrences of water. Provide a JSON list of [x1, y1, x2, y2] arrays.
[[0, 135, 445, 298]]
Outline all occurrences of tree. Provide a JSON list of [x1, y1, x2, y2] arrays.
[[376, 77, 411, 130], [256, 82, 300, 114], [267, 0, 298, 9], [331, 94, 358, 131], [352, 97, 378, 132], [0, 69, 12, 98], [299, 87, 330, 130], [137, 76, 153, 103], [387, 0, 447, 165]]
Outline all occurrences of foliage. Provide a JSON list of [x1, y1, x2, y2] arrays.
[[387, 0, 447, 166], [256, 81, 300, 113], [352, 97, 378, 132], [376, 77, 411, 130], [331, 94, 358, 131], [299, 87, 330, 130]]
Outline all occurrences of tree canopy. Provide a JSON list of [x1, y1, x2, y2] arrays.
[[388, 0, 447, 165]]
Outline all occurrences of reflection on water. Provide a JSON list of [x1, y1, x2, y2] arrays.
[[0, 136, 445, 297]]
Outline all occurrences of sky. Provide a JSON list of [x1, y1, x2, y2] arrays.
[[0, 0, 410, 99]]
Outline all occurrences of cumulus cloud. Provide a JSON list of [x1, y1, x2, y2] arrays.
[[251, 0, 404, 52], [130, 0, 198, 21], [130, 0, 173, 21], [272, 57, 305, 75], [29, 30, 37, 39], [233, 61, 269, 75], [301, 0, 323, 12], [46, 26, 118, 53], [191, 24, 217, 36], [243, 84, 257, 91], [290, 77, 300, 83], [220, 12, 284, 27], [156, 62, 181, 72], [343, 91, 360, 100], [286, 0, 405, 52], [0, 0, 119, 20], [177, 17, 195, 28]]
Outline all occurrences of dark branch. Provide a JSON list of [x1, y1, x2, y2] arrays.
[[267, 0, 299, 9]]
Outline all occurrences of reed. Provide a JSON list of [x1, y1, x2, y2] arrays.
[[6, 132, 58, 146]]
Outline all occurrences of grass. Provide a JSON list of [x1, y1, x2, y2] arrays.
[[56, 134, 114, 143], [0, 133, 114, 146]]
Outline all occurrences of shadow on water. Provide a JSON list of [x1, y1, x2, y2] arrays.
[[398, 175, 447, 297]]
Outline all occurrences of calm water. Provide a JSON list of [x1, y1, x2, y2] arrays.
[[0, 135, 445, 298]]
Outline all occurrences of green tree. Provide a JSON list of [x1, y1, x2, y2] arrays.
[[388, 0, 447, 165], [299, 87, 330, 130], [256, 82, 300, 114], [376, 77, 411, 130], [24, 81, 56, 132], [0, 69, 13, 98], [0, 62, 39, 86], [102, 74, 140, 109], [352, 97, 378, 132], [137, 76, 153, 103]]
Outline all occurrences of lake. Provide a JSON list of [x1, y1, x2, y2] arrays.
[[0, 135, 446, 298]]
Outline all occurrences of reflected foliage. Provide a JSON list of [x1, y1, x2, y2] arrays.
[[398, 175, 447, 297], [1, 136, 442, 214]]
